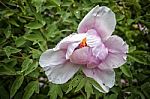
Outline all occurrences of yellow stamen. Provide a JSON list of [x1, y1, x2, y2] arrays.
[[79, 38, 87, 48]]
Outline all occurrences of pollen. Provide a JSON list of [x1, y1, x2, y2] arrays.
[[79, 38, 87, 48]]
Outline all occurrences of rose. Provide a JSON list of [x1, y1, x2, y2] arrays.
[[39, 5, 128, 93]]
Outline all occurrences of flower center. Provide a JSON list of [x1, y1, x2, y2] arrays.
[[79, 38, 87, 48]]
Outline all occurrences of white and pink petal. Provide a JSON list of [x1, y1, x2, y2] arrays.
[[54, 33, 86, 51], [83, 67, 115, 93], [78, 5, 116, 41], [39, 49, 66, 67], [102, 53, 127, 68], [104, 35, 128, 53], [44, 62, 80, 84]]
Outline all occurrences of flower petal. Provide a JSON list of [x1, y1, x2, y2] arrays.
[[92, 44, 108, 61], [83, 67, 115, 93], [104, 35, 128, 53], [54, 33, 86, 51], [86, 29, 102, 47], [44, 62, 80, 84], [70, 47, 89, 64], [102, 53, 127, 68], [78, 5, 116, 41], [66, 42, 80, 59], [39, 49, 66, 67]]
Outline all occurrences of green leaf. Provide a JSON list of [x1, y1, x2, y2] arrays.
[[38, 41, 48, 51], [75, 77, 85, 92], [25, 21, 44, 29], [4, 25, 11, 38], [27, 69, 40, 78], [66, 75, 83, 93], [35, 14, 46, 25], [128, 51, 150, 65], [51, 0, 61, 7], [120, 65, 132, 77], [141, 82, 150, 98], [84, 79, 93, 99], [21, 58, 33, 73], [31, 0, 45, 12], [8, 19, 19, 27], [48, 84, 63, 99], [24, 61, 38, 76], [0, 67, 16, 75], [10, 76, 24, 98], [30, 48, 42, 59], [15, 37, 26, 47], [24, 32, 44, 41], [109, 94, 118, 99], [74, 10, 80, 19], [3, 10, 14, 17], [4, 46, 21, 57], [0, 85, 9, 99], [88, 77, 105, 93], [23, 81, 39, 99]]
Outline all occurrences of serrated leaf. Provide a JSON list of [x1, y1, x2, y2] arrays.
[[35, 14, 46, 25], [141, 82, 150, 98], [10, 76, 24, 98], [25, 21, 44, 29], [8, 19, 19, 27], [128, 51, 150, 65], [74, 10, 80, 19], [23, 81, 39, 99], [4, 10, 14, 17], [4, 25, 11, 38], [31, 0, 45, 12], [85, 80, 93, 99], [75, 77, 85, 92], [27, 69, 40, 78], [51, 0, 61, 7], [24, 33, 44, 41], [30, 48, 42, 59], [66, 75, 82, 93], [21, 58, 33, 72], [4, 46, 21, 57], [15, 37, 26, 47], [35, 81, 39, 94], [88, 77, 105, 93], [38, 41, 48, 51], [120, 65, 132, 77], [48, 84, 63, 99], [0, 67, 16, 75], [24, 61, 38, 76]]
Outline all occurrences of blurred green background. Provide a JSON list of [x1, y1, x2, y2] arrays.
[[0, 0, 150, 99]]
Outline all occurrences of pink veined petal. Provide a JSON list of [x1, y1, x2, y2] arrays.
[[70, 47, 89, 65], [66, 42, 80, 60], [54, 33, 86, 51], [44, 62, 80, 84], [39, 49, 66, 68], [102, 53, 127, 68], [86, 29, 102, 47], [104, 35, 128, 53], [92, 44, 108, 61], [83, 67, 115, 93], [70, 47, 101, 68], [78, 5, 116, 41]]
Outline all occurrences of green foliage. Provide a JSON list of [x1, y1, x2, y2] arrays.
[[23, 80, 39, 99], [120, 64, 132, 77], [0, 0, 150, 99], [48, 84, 63, 99], [10, 76, 24, 98]]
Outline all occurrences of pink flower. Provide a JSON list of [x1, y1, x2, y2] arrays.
[[39, 5, 128, 93]]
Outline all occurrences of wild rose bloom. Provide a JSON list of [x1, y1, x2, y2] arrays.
[[39, 5, 128, 93]]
